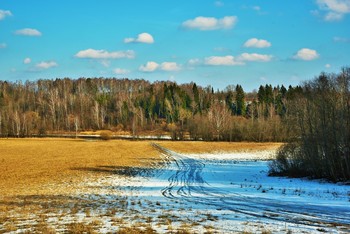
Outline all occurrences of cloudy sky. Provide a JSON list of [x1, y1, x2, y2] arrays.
[[1, 0, 350, 91]]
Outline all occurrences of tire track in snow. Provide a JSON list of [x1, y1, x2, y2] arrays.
[[151, 143, 350, 230]]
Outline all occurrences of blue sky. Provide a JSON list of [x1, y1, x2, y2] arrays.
[[1, 0, 350, 91]]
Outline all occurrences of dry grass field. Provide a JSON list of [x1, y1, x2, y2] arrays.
[[0, 138, 161, 197]]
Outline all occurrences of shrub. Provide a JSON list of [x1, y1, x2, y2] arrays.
[[100, 130, 112, 140], [268, 142, 309, 178]]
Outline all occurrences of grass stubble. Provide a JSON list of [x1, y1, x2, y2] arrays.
[[0, 138, 281, 233]]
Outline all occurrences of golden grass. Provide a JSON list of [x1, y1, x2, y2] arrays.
[[157, 141, 283, 154], [0, 138, 161, 197]]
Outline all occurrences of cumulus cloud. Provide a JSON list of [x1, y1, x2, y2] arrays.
[[182, 16, 237, 30], [139, 61, 181, 72], [35, 61, 58, 70], [204, 55, 244, 66], [325, 63, 332, 68], [114, 68, 130, 75], [0, 10, 12, 20], [75, 49, 135, 59], [316, 0, 350, 21], [160, 62, 181, 71], [238, 53, 273, 62], [124, 32, 154, 44], [15, 28, 42, 36], [243, 38, 271, 48], [23, 58, 31, 64], [201, 53, 273, 66], [139, 61, 159, 72], [0, 43, 6, 49], [293, 48, 320, 61]]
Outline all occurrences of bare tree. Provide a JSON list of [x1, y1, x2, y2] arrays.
[[208, 100, 230, 141]]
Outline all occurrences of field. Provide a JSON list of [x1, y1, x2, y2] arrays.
[[1, 139, 348, 233], [0, 138, 163, 197], [0, 139, 281, 197]]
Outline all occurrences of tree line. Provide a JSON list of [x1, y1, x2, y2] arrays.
[[0, 77, 300, 141], [269, 67, 350, 182]]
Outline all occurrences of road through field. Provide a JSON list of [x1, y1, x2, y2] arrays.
[[152, 143, 350, 232]]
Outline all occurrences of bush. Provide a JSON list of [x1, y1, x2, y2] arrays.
[[99, 130, 112, 140], [268, 143, 308, 178]]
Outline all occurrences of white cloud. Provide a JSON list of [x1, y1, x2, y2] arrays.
[[188, 58, 201, 66], [139, 61, 159, 72], [238, 53, 273, 62], [293, 48, 320, 61], [124, 32, 154, 44], [318, 0, 350, 13], [139, 61, 181, 72], [325, 63, 331, 68], [204, 55, 244, 66], [182, 16, 237, 30], [35, 61, 58, 69], [243, 38, 271, 48], [0, 10, 12, 20], [114, 68, 130, 75], [325, 11, 344, 20], [23, 58, 31, 64], [0, 43, 6, 49], [75, 49, 135, 59], [316, 0, 350, 21], [15, 28, 42, 36], [160, 62, 181, 71], [202, 53, 273, 66]]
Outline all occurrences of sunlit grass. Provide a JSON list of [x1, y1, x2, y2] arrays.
[[0, 138, 161, 197]]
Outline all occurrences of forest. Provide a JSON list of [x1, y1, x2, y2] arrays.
[[0, 75, 302, 141]]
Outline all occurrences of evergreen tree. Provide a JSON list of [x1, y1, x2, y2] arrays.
[[258, 85, 265, 103], [235, 85, 246, 116]]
